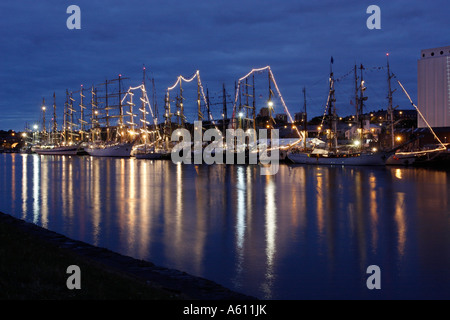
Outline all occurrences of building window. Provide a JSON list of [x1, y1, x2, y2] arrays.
[[440, 51, 444, 55], [431, 52, 435, 56], [422, 53, 425, 57]]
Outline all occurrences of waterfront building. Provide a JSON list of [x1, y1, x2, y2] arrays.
[[417, 45, 450, 129]]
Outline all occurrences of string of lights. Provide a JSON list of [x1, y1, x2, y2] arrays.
[[397, 79, 446, 149]]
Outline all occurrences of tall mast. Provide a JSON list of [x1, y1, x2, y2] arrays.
[[206, 88, 211, 125], [222, 83, 227, 134], [69, 91, 77, 144], [359, 64, 367, 140], [52, 93, 57, 133], [105, 79, 110, 141], [245, 77, 249, 130], [328, 60, 337, 151], [354, 64, 359, 127], [126, 88, 136, 137], [164, 91, 172, 147], [303, 86, 307, 149], [52, 92, 57, 144], [140, 66, 149, 148], [90, 85, 98, 142], [41, 98, 46, 134], [118, 74, 123, 128], [197, 73, 203, 122], [179, 81, 185, 127], [79, 85, 87, 142], [64, 90, 68, 144], [252, 73, 256, 131], [387, 53, 395, 149]]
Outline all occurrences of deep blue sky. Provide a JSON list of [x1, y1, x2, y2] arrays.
[[1, 0, 448, 131]]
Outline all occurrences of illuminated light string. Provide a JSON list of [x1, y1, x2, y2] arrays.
[[166, 70, 218, 128], [397, 80, 446, 149], [232, 66, 302, 149], [120, 84, 162, 140]]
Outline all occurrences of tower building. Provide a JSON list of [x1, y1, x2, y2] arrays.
[[417, 45, 450, 128]]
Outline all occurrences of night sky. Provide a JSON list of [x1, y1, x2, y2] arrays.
[[1, 0, 448, 131]]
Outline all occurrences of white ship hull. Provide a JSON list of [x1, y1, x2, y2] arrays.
[[86, 142, 133, 157], [34, 145, 80, 156], [287, 151, 387, 166]]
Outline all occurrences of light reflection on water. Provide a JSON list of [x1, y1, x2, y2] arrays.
[[0, 153, 449, 300]]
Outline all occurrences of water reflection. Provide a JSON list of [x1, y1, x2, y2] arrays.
[[263, 175, 276, 299], [0, 154, 449, 300]]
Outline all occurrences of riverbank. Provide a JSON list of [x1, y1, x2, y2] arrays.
[[0, 211, 256, 300]]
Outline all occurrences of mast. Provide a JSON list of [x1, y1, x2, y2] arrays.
[[164, 92, 171, 147], [126, 88, 136, 138], [359, 64, 368, 144], [238, 81, 242, 129], [222, 83, 227, 134], [52, 92, 57, 144], [387, 53, 395, 149], [197, 72, 203, 122], [252, 74, 256, 131], [90, 85, 99, 142], [68, 91, 77, 144], [64, 90, 68, 145], [140, 66, 149, 148], [303, 86, 307, 149], [79, 85, 87, 142], [328, 60, 338, 151], [354, 64, 359, 127], [268, 72, 273, 128], [206, 88, 211, 125], [41, 98, 46, 135], [118, 74, 123, 128]]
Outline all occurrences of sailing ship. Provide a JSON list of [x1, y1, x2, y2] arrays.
[[84, 74, 136, 157], [287, 58, 391, 166], [133, 66, 170, 160], [385, 79, 449, 167], [33, 93, 82, 156]]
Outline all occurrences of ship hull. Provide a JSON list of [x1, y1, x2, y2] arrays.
[[135, 151, 169, 160], [287, 151, 387, 166], [34, 145, 79, 156], [85, 142, 133, 157]]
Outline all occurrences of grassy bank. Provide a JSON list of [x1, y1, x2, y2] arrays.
[[0, 212, 255, 301], [0, 213, 179, 300]]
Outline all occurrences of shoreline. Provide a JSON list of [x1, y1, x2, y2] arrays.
[[0, 211, 256, 300]]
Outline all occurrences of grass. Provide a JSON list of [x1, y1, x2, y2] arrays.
[[0, 215, 180, 300]]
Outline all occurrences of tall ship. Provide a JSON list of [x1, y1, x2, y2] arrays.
[[33, 93, 82, 156], [287, 58, 391, 166], [84, 74, 136, 157], [133, 66, 170, 160]]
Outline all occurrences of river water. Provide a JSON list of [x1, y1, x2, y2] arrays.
[[0, 153, 449, 299]]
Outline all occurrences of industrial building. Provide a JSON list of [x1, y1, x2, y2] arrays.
[[417, 45, 450, 129]]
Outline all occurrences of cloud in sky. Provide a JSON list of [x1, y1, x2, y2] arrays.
[[0, 0, 448, 130]]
